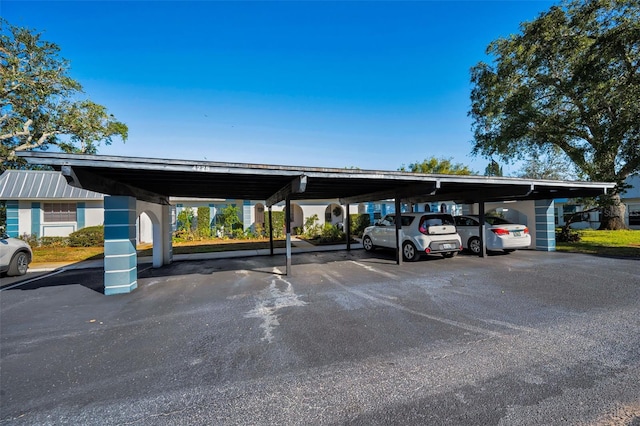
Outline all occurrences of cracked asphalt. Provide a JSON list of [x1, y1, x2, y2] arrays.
[[1, 250, 639, 425]]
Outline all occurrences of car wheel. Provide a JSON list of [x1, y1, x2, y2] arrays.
[[504, 249, 516, 253], [363, 236, 374, 252], [468, 237, 481, 255], [8, 251, 29, 276], [402, 242, 418, 262], [443, 251, 457, 258]]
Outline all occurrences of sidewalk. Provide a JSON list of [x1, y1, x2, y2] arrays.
[[29, 238, 363, 273]]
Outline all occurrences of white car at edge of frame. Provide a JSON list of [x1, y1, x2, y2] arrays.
[[0, 231, 33, 276], [454, 215, 532, 255]]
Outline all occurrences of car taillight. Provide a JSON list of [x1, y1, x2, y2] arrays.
[[523, 227, 529, 235], [491, 228, 510, 236]]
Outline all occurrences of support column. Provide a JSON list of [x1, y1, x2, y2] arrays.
[[268, 206, 274, 256], [479, 201, 486, 258], [285, 197, 292, 275], [104, 196, 137, 295], [395, 197, 402, 265], [535, 199, 556, 251], [162, 204, 173, 266], [345, 203, 351, 252]]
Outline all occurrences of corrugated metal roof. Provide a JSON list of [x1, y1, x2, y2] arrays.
[[0, 170, 104, 200]]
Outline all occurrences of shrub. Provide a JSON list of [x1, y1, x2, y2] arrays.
[[196, 206, 211, 238], [265, 211, 285, 238], [68, 226, 104, 247], [350, 214, 371, 237], [302, 214, 322, 239], [177, 209, 194, 232], [319, 223, 345, 243], [40, 236, 69, 247]]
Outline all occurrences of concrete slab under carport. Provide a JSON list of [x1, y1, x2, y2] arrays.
[[1, 250, 639, 424], [17, 151, 615, 295]]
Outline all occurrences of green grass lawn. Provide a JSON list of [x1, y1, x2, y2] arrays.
[[556, 229, 640, 258]]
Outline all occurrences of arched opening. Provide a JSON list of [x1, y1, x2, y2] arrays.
[[138, 209, 163, 268], [325, 203, 344, 227], [290, 203, 304, 234]]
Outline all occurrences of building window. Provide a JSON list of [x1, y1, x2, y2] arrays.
[[44, 203, 77, 222], [629, 204, 640, 226]]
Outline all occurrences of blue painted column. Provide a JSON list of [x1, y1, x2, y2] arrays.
[[77, 202, 85, 229], [535, 199, 556, 251], [5, 201, 19, 237], [104, 196, 137, 295], [31, 202, 40, 237]]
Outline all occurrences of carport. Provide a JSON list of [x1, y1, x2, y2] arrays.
[[18, 152, 614, 295]]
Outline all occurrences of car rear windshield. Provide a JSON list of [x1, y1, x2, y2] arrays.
[[485, 216, 513, 225], [380, 215, 415, 226], [419, 214, 455, 228]]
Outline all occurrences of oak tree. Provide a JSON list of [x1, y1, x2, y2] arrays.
[[0, 19, 128, 170], [469, 0, 640, 229]]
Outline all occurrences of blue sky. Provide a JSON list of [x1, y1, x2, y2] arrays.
[[4, 1, 556, 173]]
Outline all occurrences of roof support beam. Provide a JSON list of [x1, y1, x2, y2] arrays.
[[61, 166, 170, 205], [339, 182, 437, 205], [416, 184, 535, 204], [266, 175, 307, 207]]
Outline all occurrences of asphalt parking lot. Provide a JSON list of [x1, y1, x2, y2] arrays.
[[1, 250, 639, 425]]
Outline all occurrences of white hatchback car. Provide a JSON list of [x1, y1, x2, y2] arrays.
[[362, 213, 462, 261], [0, 232, 33, 276], [454, 215, 531, 254]]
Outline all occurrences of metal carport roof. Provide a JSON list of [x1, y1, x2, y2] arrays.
[[17, 152, 614, 206]]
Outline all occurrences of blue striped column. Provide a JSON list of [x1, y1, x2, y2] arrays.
[[5, 201, 19, 237], [31, 202, 40, 237], [104, 196, 137, 295], [535, 199, 556, 251]]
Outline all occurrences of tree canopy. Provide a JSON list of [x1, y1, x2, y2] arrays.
[[0, 19, 128, 170], [469, 0, 639, 228], [399, 157, 475, 175]]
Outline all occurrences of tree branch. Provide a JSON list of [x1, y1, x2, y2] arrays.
[[0, 118, 33, 141]]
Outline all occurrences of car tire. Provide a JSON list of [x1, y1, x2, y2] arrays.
[[8, 251, 29, 276], [363, 236, 375, 252], [402, 242, 418, 262], [443, 251, 457, 258], [468, 237, 481, 255], [504, 249, 516, 253]]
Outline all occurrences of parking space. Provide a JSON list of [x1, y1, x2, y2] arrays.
[[1, 250, 639, 425]]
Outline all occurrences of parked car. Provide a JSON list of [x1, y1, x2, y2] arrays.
[[454, 215, 531, 254], [0, 231, 33, 276], [362, 213, 462, 261]]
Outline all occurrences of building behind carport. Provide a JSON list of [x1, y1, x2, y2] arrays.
[[18, 152, 614, 295]]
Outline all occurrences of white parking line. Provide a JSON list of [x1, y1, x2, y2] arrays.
[[0, 269, 67, 291], [349, 260, 398, 279]]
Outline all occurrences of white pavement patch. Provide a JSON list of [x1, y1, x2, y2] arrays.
[[244, 273, 307, 343]]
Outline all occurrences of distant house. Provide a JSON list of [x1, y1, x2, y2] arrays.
[[554, 174, 640, 230], [0, 170, 104, 238]]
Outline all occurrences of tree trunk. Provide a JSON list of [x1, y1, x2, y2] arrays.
[[599, 193, 627, 230]]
